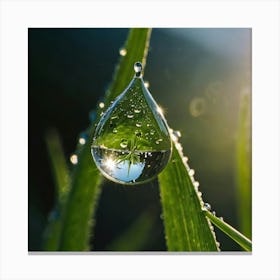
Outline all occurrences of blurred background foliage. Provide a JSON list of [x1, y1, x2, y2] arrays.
[[28, 28, 251, 251]]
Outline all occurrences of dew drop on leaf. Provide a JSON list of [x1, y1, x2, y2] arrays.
[[204, 202, 211, 211], [70, 154, 78, 165], [188, 169, 195, 176], [91, 62, 172, 185], [119, 48, 127, 56]]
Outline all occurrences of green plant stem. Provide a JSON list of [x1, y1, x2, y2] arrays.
[[205, 210, 252, 251]]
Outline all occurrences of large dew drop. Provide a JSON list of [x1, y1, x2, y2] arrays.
[[91, 62, 172, 185]]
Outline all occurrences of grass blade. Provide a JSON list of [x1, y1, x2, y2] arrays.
[[205, 210, 252, 251], [58, 28, 152, 251], [158, 143, 219, 251], [105, 211, 155, 251], [43, 129, 70, 250], [45, 129, 70, 203], [236, 90, 252, 238]]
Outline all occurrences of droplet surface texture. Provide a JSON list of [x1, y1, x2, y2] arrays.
[[91, 62, 172, 185]]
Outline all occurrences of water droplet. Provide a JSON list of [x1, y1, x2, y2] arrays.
[[91, 63, 172, 185], [119, 48, 127, 56], [188, 169, 195, 176], [99, 102, 105, 109], [173, 130, 181, 138], [183, 156, 189, 163], [155, 138, 163, 145], [70, 154, 78, 165], [78, 131, 88, 145], [212, 211, 216, 216], [144, 81, 150, 88], [120, 139, 128, 148], [79, 138, 86, 145], [134, 61, 142, 77], [204, 203, 211, 211]]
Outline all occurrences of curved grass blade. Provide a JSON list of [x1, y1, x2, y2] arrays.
[[158, 143, 219, 251], [58, 28, 152, 251], [205, 210, 252, 251]]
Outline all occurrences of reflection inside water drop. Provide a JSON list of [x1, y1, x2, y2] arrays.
[[91, 147, 171, 184]]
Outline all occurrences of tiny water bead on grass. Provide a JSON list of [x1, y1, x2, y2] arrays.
[[91, 62, 172, 185]]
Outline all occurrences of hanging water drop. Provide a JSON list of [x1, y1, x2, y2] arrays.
[[203, 202, 211, 211], [134, 62, 142, 76], [91, 62, 172, 185]]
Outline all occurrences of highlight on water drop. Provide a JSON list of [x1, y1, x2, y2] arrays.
[[91, 62, 172, 185]]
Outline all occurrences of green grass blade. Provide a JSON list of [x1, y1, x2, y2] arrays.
[[104, 28, 152, 104], [58, 28, 152, 251], [45, 129, 70, 202], [236, 90, 252, 238], [205, 210, 252, 251], [43, 129, 70, 250], [158, 143, 219, 251], [105, 211, 155, 251]]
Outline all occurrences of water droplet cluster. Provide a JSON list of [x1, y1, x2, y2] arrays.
[[91, 62, 172, 185]]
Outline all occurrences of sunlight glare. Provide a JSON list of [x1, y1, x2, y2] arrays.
[[104, 157, 116, 171]]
